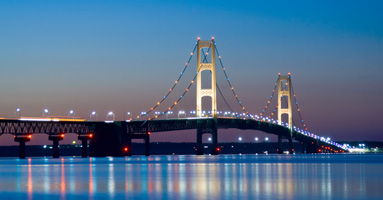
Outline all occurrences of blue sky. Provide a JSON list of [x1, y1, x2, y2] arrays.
[[0, 0, 382, 144]]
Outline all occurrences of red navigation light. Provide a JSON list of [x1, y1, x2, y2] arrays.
[[212, 37, 215, 40], [216, 147, 220, 151], [61, 134, 64, 138], [292, 149, 294, 152], [89, 134, 93, 138], [318, 149, 322, 152], [288, 72, 291, 76], [197, 37, 200, 41], [148, 132, 151, 135], [124, 147, 128, 152], [28, 135, 32, 139]]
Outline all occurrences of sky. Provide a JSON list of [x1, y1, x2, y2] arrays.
[[0, 0, 382, 145]]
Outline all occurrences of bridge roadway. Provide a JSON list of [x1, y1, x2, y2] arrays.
[[0, 118, 344, 158]]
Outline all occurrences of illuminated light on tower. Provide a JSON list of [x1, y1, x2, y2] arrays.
[[196, 38, 217, 118], [124, 147, 128, 152]]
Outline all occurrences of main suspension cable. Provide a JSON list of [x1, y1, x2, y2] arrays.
[[153, 47, 213, 119], [134, 43, 197, 120], [259, 76, 279, 118], [215, 45, 249, 115], [290, 79, 308, 131]]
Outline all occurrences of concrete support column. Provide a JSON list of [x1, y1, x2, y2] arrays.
[[78, 134, 93, 158], [210, 130, 219, 155], [14, 135, 31, 159], [81, 139, 88, 157], [196, 128, 204, 155], [145, 134, 150, 156], [19, 141, 26, 159], [288, 137, 293, 154], [126, 138, 132, 156], [53, 140, 59, 158], [277, 135, 283, 154], [49, 134, 64, 158]]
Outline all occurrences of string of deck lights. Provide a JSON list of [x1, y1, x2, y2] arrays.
[[215, 45, 249, 116], [133, 43, 198, 120]]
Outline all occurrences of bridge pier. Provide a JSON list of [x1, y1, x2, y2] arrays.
[[277, 135, 283, 154], [196, 119, 218, 155], [196, 128, 204, 155], [210, 130, 219, 155], [49, 134, 64, 158], [14, 135, 31, 159], [78, 134, 93, 157], [145, 133, 150, 156], [288, 137, 293, 154]]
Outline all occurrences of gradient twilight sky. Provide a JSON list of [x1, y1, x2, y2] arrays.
[[0, 0, 382, 145]]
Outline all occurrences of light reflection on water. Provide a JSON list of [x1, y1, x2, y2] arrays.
[[0, 154, 382, 200]]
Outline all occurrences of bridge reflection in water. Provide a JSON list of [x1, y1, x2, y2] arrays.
[[0, 155, 381, 199]]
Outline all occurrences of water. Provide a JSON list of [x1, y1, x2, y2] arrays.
[[0, 154, 382, 200]]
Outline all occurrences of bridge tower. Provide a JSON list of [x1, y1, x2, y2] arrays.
[[196, 37, 217, 118], [196, 38, 219, 155], [277, 73, 293, 154]]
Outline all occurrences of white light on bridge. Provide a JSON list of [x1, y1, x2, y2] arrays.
[[15, 108, 21, 118], [265, 137, 269, 142], [43, 109, 50, 117], [238, 137, 243, 142], [90, 111, 97, 121], [255, 137, 259, 142], [107, 112, 115, 121], [208, 137, 212, 142]]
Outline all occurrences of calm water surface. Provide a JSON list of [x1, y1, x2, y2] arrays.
[[0, 154, 382, 200]]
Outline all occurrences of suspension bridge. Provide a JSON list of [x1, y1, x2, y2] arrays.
[[0, 38, 347, 158]]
